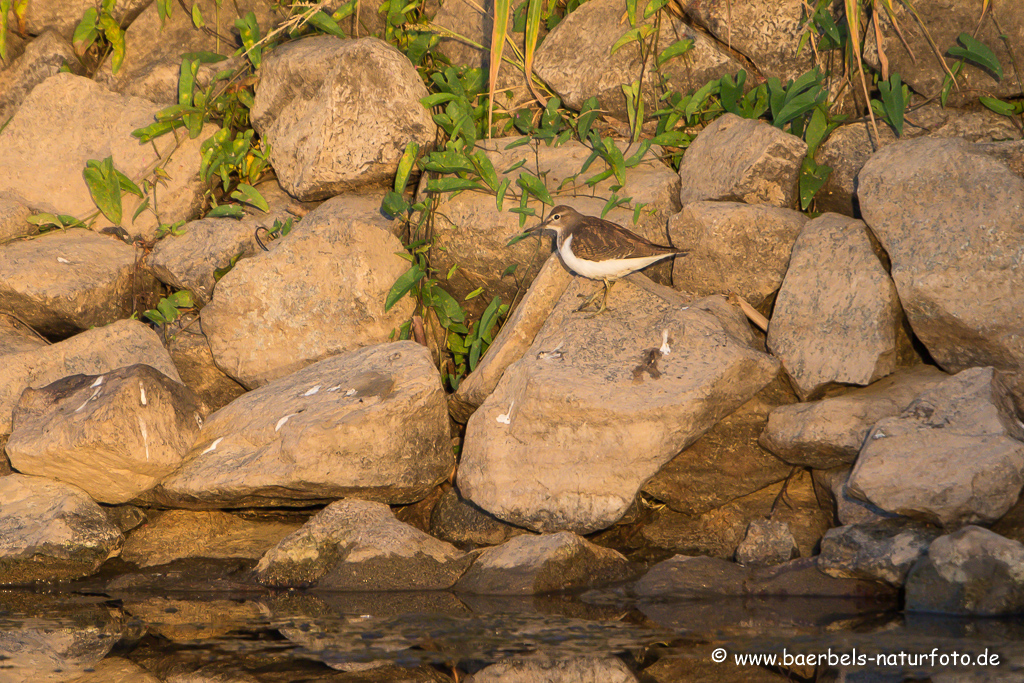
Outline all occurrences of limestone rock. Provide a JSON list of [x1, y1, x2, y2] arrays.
[[819, 519, 940, 587], [256, 499, 470, 590], [426, 138, 680, 314], [0, 73, 213, 239], [96, 0, 284, 105], [166, 320, 246, 414], [735, 519, 799, 566], [858, 137, 1024, 373], [761, 365, 949, 469], [154, 342, 452, 508], [906, 526, 1024, 616], [7, 365, 204, 504], [0, 31, 83, 124], [455, 531, 633, 594], [849, 367, 1024, 527], [642, 374, 795, 516], [449, 253, 573, 422], [0, 228, 160, 338], [767, 213, 907, 399], [0, 314, 46, 356], [641, 470, 830, 559], [121, 510, 302, 568], [864, 1, 1023, 103], [816, 103, 1021, 216], [668, 201, 808, 306], [430, 485, 531, 548], [251, 35, 435, 199], [534, 0, 745, 120], [820, 467, 898, 526], [0, 474, 123, 584], [458, 282, 779, 534], [678, 114, 807, 209], [201, 195, 414, 389], [0, 319, 182, 435]]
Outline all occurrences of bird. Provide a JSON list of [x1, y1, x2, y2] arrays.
[[527, 205, 687, 316]]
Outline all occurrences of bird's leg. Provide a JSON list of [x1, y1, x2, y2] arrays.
[[575, 283, 605, 312], [585, 279, 615, 318]]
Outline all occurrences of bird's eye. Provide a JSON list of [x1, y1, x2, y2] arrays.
[[552, 214, 560, 220]]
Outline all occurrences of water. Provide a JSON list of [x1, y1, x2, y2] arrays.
[[3, 586, 1023, 682]]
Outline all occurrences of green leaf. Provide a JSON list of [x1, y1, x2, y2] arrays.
[[395, 142, 419, 193], [113, 170, 143, 198], [657, 38, 693, 66], [425, 284, 466, 325], [385, 264, 425, 311], [207, 204, 244, 218], [516, 172, 553, 205], [167, 290, 194, 308], [577, 97, 600, 141], [610, 24, 654, 56], [798, 158, 831, 211], [421, 92, 460, 108], [643, 0, 670, 19], [470, 150, 499, 191], [465, 287, 485, 300], [178, 58, 197, 106], [102, 18, 125, 74], [181, 51, 227, 64], [423, 149, 474, 173], [143, 309, 169, 325], [495, 177, 510, 212], [132, 120, 184, 142], [468, 338, 483, 370], [83, 157, 122, 225], [948, 32, 1003, 80], [230, 183, 270, 212], [235, 12, 262, 68], [157, 0, 173, 24], [877, 74, 907, 136], [980, 96, 1019, 117], [426, 178, 485, 193], [190, 2, 204, 28], [72, 8, 99, 53], [651, 130, 690, 147], [382, 191, 410, 217], [308, 10, 346, 37], [602, 138, 626, 186]]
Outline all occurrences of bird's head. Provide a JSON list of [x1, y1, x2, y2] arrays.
[[527, 205, 579, 237]]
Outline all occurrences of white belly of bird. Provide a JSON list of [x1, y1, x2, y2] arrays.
[[559, 234, 674, 280]]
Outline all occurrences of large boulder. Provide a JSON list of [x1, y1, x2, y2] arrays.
[[0, 73, 213, 239], [0, 474, 123, 584], [0, 31, 84, 123], [858, 137, 1024, 373], [848, 367, 1024, 527], [251, 36, 435, 199], [818, 519, 941, 587], [201, 194, 414, 389], [7, 365, 204, 504], [458, 280, 779, 534], [767, 213, 909, 400], [153, 342, 452, 508]]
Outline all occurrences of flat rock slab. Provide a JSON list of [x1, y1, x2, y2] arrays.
[[849, 367, 1024, 527], [767, 213, 907, 399], [7, 364, 204, 504], [256, 499, 470, 590], [0, 319, 181, 435], [761, 365, 949, 469], [251, 35, 435, 199], [819, 519, 941, 587], [678, 114, 807, 209], [458, 279, 779, 534], [202, 194, 413, 389], [121, 510, 302, 568], [858, 137, 1024, 373], [153, 341, 452, 508], [0, 474, 123, 585], [0, 228, 159, 337], [669, 201, 808, 307], [906, 526, 1024, 616], [455, 531, 633, 595], [0, 73, 211, 239]]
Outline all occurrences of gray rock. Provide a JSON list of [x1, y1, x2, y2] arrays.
[[735, 519, 799, 566], [201, 194, 414, 389], [820, 466, 899, 526], [0, 73, 213, 239], [641, 469, 830, 559], [761, 365, 949, 469], [669, 201, 808, 306], [256, 499, 470, 590], [471, 655, 638, 682], [906, 526, 1024, 615], [534, 0, 744, 120], [0, 31, 83, 124], [154, 342, 452, 508], [103, 505, 148, 534], [858, 137, 1024, 373], [815, 103, 1022, 216], [121, 510, 302, 568], [7, 364, 204, 505], [767, 213, 907, 400], [849, 367, 1024, 527], [642, 374, 795, 516], [819, 519, 941, 587], [458, 282, 779, 534], [426, 137, 680, 315], [165, 320, 246, 415], [0, 228, 160, 338], [455, 531, 633, 594], [678, 114, 807, 209], [0, 474, 123, 584], [674, 0, 812, 83], [0, 319, 182, 435], [251, 36, 435, 199], [430, 485, 531, 548]]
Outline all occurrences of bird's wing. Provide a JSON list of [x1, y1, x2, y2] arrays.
[[570, 217, 679, 261]]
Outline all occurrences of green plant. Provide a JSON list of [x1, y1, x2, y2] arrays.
[[73, 0, 127, 73], [144, 290, 194, 325]]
